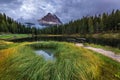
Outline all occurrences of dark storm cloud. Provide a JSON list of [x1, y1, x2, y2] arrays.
[[0, 0, 18, 4], [0, 0, 22, 11], [0, 0, 120, 23], [56, 0, 120, 22]]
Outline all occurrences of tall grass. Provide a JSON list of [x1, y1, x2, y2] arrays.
[[91, 51, 120, 80], [0, 41, 120, 80]]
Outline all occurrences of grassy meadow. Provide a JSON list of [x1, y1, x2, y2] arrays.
[[83, 33, 120, 39], [0, 34, 31, 40], [0, 41, 120, 80]]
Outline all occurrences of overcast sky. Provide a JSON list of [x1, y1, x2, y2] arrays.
[[0, 0, 120, 23]]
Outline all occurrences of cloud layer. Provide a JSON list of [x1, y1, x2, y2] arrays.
[[0, 0, 120, 23]]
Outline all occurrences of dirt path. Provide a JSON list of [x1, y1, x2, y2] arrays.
[[76, 43, 120, 62]]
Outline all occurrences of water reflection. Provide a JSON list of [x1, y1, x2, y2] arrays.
[[35, 50, 55, 61], [10, 36, 120, 48]]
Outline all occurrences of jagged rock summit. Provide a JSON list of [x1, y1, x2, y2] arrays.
[[38, 13, 62, 26]]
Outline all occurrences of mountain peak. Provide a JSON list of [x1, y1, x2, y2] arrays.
[[47, 13, 52, 15], [38, 13, 62, 26]]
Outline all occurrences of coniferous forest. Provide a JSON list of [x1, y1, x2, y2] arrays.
[[0, 13, 38, 34], [0, 10, 120, 35], [39, 10, 120, 34]]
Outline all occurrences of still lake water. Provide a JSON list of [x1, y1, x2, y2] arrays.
[[10, 36, 120, 48], [35, 50, 55, 61]]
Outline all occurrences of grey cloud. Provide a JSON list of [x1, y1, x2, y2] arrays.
[[0, 0, 22, 18], [55, 0, 120, 23], [0, 0, 120, 23], [0, 0, 16, 4], [0, 0, 22, 10]]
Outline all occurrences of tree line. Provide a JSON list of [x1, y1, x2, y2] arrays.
[[0, 13, 39, 34], [0, 10, 120, 35], [39, 9, 120, 34]]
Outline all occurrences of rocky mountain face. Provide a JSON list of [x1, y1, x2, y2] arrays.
[[17, 13, 62, 28], [38, 13, 62, 26]]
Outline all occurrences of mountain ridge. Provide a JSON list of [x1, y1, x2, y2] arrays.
[[38, 13, 62, 26]]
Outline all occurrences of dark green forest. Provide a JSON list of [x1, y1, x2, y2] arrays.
[[0, 10, 120, 35], [39, 10, 120, 34], [0, 13, 38, 34]]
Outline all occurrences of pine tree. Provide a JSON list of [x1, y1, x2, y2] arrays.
[[88, 18, 94, 33]]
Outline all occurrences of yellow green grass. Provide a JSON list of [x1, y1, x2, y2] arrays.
[[37, 32, 120, 39], [91, 33, 120, 39], [0, 34, 31, 40], [79, 32, 120, 39], [0, 41, 120, 80], [0, 40, 20, 50]]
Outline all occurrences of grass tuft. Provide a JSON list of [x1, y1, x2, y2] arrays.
[[0, 41, 120, 80]]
